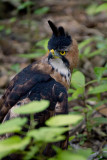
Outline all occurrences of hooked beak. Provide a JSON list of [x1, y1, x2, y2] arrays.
[[48, 49, 60, 61]]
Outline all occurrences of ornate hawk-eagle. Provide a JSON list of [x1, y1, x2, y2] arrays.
[[0, 20, 78, 154]]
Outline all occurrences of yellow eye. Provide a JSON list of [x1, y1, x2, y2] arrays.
[[60, 51, 66, 55]]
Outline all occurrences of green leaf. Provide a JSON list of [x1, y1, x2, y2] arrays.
[[86, 3, 98, 15], [83, 46, 91, 56], [71, 71, 85, 89], [46, 115, 83, 127], [49, 149, 91, 160], [57, 152, 86, 160], [17, 1, 33, 10], [79, 38, 94, 51], [71, 87, 84, 100], [35, 39, 49, 51], [14, 100, 49, 114], [27, 127, 68, 142], [87, 48, 104, 58], [96, 3, 107, 13], [68, 88, 75, 94], [102, 147, 107, 158], [69, 136, 75, 142], [93, 100, 107, 109], [0, 25, 5, 31], [34, 7, 49, 15], [19, 52, 44, 59], [5, 28, 11, 35], [0, 136, 30, 159], [23, 146, 39, 160], [94, 67, 107, 81], [68, 87, 84, 101], [75, 148, 92, 159], [73, 106, 83, 110], [10, 17, 17, 23], [93, 117, 107, 125], [88, 84, 107, 94], [10, 63, 20, 73], [0, 117, 27, 135]]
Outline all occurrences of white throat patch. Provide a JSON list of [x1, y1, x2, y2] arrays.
[[49, 58, 71, 84]]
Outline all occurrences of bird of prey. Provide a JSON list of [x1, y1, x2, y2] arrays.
[[0, 20, 78, 154]]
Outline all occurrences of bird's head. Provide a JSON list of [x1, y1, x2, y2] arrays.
[[47, 20, 78, 75]]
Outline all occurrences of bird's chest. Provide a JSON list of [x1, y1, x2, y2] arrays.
[[50, 59, 71, 84]]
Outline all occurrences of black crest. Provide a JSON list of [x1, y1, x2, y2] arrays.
[[48, 20, 72, 50]]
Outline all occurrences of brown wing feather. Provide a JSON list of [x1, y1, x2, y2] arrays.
[[0, 62, 51, 123]]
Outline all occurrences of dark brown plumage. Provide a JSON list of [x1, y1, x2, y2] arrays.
[[0, 20, 78, 157]]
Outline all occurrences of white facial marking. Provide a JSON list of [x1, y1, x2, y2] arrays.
[[49, 58, 71, 84]]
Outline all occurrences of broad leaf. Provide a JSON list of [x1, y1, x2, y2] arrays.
[[0, 136, 30, 159], [68, 87, 84, 101], [27, 127, 68, 142], [88, 48, 104, 58], [94, 67, 107, 81], [78, 38, 94, 50], [71, 71, 85, 89], [17, 1, 33, 10], [46, 115, 82, 127], [88, 84, 107, 94], [49, 149, 91, 160], [34, 7, 49, 15], [86, 4, 98, 15], [0, 117, 27, 135], [96, 3, 107, 13], [73, 106, 83, 110], [92, 117, 107, 125], [23, 146, 39, 160], [14, 100, 49, 114], [19, 52, 44, 59], [35, 39, 49, 51]]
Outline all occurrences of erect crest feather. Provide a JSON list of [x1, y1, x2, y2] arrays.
[[58, 27, 65, 36], [48, 20, 58, 36], [48, 20, 66, 37]]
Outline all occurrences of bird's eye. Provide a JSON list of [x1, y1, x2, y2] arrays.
[[60, 51, 66, 55]]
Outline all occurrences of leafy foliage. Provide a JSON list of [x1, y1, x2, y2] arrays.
[[14, 100, 49, 114], [0, 117, 27, 135], [68, 71, 85, 101], [34, 7, 50, 15], [46, 114, 83, 127], [27, 127, 68, 142], [0, 136, 30, 159], [49, 148, 92, 160], [0, 100, 85, 159]]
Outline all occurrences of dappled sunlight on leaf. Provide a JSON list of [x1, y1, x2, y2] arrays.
[[46, 115, 83, 127], [0, 136, 30, 159], [14, 100, 49, 114], [0, 117, 27, 135]]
